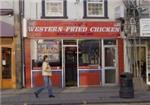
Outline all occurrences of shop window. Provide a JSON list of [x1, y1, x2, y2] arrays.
[[83, 0, 108, 19], [42, 0, 67, 18], [31, 40, 62, 70], [104, 39, 116, 45], [79, 40, 101, 67], [63, 40, 77, 45], [104, 47, 115, 67]]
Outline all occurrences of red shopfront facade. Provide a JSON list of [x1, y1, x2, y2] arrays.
[[24, 20, 124, 88]]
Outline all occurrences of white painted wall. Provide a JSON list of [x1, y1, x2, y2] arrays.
[[24, 0, 41, 20], [0, 0, 16, 25], [108, 0, 124, 20], [0, 0, 13, 9], [24, 0, 124, 21]]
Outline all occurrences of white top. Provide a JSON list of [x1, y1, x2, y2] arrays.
[[42, 61, 52, 76]]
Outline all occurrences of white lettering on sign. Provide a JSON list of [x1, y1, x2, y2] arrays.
[[28, 26, 120, 33], [28, 27, 63, 32], [90, 27, 120, 32], [65, 27, 87, 32]]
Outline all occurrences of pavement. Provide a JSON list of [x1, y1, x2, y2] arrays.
[[1, 86, 150, 105]]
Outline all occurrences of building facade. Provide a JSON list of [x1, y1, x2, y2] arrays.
[[23, 0, 125, 88], [121, 0, 150, 86], [0, 0, 22, 89]]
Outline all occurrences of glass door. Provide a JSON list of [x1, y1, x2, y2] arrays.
[[102, 39, 117, 85], [0, 47, 13, 88], [104, 47, 116, 84], [104, 46, 117, 85], [2, 48, 12, 79], [64, 46, 77, 87], [62, 40, 78, 87]]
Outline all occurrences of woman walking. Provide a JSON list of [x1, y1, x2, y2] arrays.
[[34, 55, 55, 98]]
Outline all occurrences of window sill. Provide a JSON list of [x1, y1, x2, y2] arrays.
[[83, 16, 109, 19], [41, 16, 68, 19]]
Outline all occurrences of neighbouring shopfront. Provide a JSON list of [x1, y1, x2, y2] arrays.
[[0, 21, 16, 89], [148, 43, 150, 85], [140, 19, 150, 85], [24, 20, 124, 88]]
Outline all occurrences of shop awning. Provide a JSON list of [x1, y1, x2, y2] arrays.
[[0, 21, 15, 37]]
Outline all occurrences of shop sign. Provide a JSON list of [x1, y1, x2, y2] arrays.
[[27, 20, 120, 38], [140, 19, 150, 37]]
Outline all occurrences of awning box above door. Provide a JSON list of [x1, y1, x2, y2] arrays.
[[0, 21, 15, 37]]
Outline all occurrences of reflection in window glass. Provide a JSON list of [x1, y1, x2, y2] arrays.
[[105, 48, 115, 67], [31, 40, 62, 69], [88, 0, 103, 2], [88, 3, 103, 15], [45, 0, 63, 17], [63, 40, 76, 45], [79, 40, 101, 66], [87, 0, 104, 17], [104, 39, 116, 45], [105, 69, 116, 83]]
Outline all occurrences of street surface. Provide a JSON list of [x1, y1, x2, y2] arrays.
[[1, 87, 150, 105]]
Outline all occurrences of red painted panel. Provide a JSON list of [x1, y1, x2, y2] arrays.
[[33, 71, 62, 88], [25, 39, 31, 88], [51, 72, 62, 87], [117, 38, 124, 80], [80, 71, 101, 86], [33, 72, 44, 87]]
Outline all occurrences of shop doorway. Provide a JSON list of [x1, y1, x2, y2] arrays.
[[64, 46, 77, 87], [0, 46, 16, 88], [103, 46, 117, 85], [130, 45, 147, 82]]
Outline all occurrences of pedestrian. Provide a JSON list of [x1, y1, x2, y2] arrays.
[[34, 55, 55, 98]]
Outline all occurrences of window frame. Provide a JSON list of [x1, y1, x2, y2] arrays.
[[83, 0, 108, 19], [41, 0, 68, 19]]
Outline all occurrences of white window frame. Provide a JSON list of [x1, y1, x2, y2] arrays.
[[86, 0, 105, 17], [45, 0, 64, 17]]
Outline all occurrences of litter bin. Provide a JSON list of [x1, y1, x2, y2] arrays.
[[119, 72, 134, 98]]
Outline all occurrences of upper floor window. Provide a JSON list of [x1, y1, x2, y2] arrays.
[[42, 0, 67, 18], [83, 0, 108, 19]]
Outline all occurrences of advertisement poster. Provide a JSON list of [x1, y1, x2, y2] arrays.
[[37, 40, 60, 62]]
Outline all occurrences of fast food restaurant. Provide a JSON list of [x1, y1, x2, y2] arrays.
[[24, 20, 124, 88]]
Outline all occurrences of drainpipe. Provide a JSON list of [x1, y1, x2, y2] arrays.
[[19, 0, 25, 88]]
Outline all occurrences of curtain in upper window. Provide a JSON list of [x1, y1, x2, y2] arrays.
[[83, 0, 108, 18], [42, 0, 67, 18]]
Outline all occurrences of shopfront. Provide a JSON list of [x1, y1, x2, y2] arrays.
[[147, 44, 150, 85], [24, 20, 124, 88], [0, 21, 16, 89]]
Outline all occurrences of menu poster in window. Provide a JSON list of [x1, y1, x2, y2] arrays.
[[37, 41, 60, 62]]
